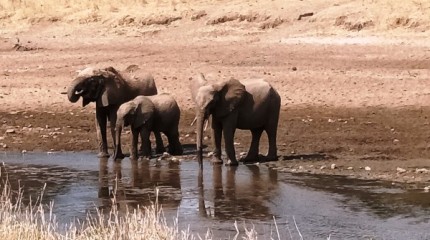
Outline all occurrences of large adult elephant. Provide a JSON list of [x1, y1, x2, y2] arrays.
[[67, 66, 158, 158], [192, 74, 281, 166]]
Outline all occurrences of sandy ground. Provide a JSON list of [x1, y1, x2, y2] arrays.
[[1, 1, 430, 185]]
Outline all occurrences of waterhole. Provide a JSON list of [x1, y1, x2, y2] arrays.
[[0, 152, 429, 239]]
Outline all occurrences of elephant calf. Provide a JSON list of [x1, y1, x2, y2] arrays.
[[113, 94, 183, 160], [67, 66, 160, 158], [191, 74, 281, 166]]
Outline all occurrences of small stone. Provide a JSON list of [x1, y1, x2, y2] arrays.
[[298, 166, 303, 170], [161, 152, 170, 159], [21, 150, 27, 154], [365, 166, 371, 171], [233, 142, 240, 145], [328, 118, 335, 123], [292, 66, 297, 71], [6, 129, 15, 134], [2, 144, 7, 148], [320, 165, 326, 170], [416, 168, 429, 174], [393, 139, 400, 143], [396, 167, 406, 173], [0, 137, 4, 140], [207, 152, 214, 157], [204, 136, 209, 140], [330, 164, 336, 169], [424, 186, 430, 193], [185, 134, 190, 138], [347, 167, 353, 170]]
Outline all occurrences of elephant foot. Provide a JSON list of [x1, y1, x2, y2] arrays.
[[224, 159, 239, 166], [259, 154, 278, 162], [239, 154, 259, 163], [211, 157, 223, 165], [113, 152, 126, 161], [97, 152, 110, 158]]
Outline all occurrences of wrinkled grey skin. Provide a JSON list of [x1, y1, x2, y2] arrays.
[[191, 74, 281, 166], [113, 94, 183, 160], [67, 66, 160, 158]]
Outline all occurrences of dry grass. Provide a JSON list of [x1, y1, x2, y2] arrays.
[[0, 0, 429, 35]]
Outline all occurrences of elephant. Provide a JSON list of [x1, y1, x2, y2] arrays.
[[67, 66, 160, 158], [191, 73, 281, 166], [113, 94, 183, 160]]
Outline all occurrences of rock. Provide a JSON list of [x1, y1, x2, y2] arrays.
[[365, 166, 371, 171], [298, 166, 304, 170], [292, 66, 297, 71], [416, 168, 429, 174], [328, 118, 335, 123], [424, 186, 430, 193], [320, 165, 326, 170], [0, 137, 4, 140], [347, 167, 353, 170], [396, 167, 406, 173], [2, 144, 7, 148], [21, 150, 27, 154], [330, 163, 336, 169], [204, 136, 209, 140], [393, 139, 400, 143], [207, 152, 214, 157], [185, 134, 190, 138], [6, 129, 15, 134]]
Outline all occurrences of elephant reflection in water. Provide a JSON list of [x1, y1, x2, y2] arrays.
[[98, 158, 182, 209], [198, 165, 279, 220]]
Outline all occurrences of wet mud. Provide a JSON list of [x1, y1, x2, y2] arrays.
[[2, 106, 430, 183], [0, 152, 429, 239]]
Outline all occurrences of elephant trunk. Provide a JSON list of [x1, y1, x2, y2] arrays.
[[113, 120, 123, 160], [196, 110, 205, 167], [67, 78, 83, 103]]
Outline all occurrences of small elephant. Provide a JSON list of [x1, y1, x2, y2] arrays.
[[67, 66, 161, 158], [191, 74, 281, 166], [113, 94, 183, 160]]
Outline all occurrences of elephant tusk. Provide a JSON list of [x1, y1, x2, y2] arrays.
[[75, 89, 84, 95], [190, 117, 197, 126]]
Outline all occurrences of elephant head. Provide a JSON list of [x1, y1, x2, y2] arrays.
[[191, 74, 246, 165], [67, 67, 123, 107]]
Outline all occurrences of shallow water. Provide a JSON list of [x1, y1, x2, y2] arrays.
[[0, 152, 429, 239]]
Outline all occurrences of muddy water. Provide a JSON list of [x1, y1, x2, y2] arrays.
[[0, 152, 429, 239]]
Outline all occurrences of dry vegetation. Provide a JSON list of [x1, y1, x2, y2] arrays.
[[1, 0, 429, 35]]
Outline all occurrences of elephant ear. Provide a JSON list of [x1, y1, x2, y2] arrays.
[[133, 98, 155, 128], [214, 78, 246, 117], [96, 67, 121, 107]]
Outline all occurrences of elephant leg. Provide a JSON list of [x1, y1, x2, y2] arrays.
[[140, 129, 152, 158], [241, 128, 263, 163], [154, 131, 165, 154], [211, 120, 223, 164], [167, 128, 183, 155], [109, 107, 125, 159], [130, 128, 140, 160], [223, 124, 238, 166], [264, 125, 278, 161], [96, 109, 110, 158]]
